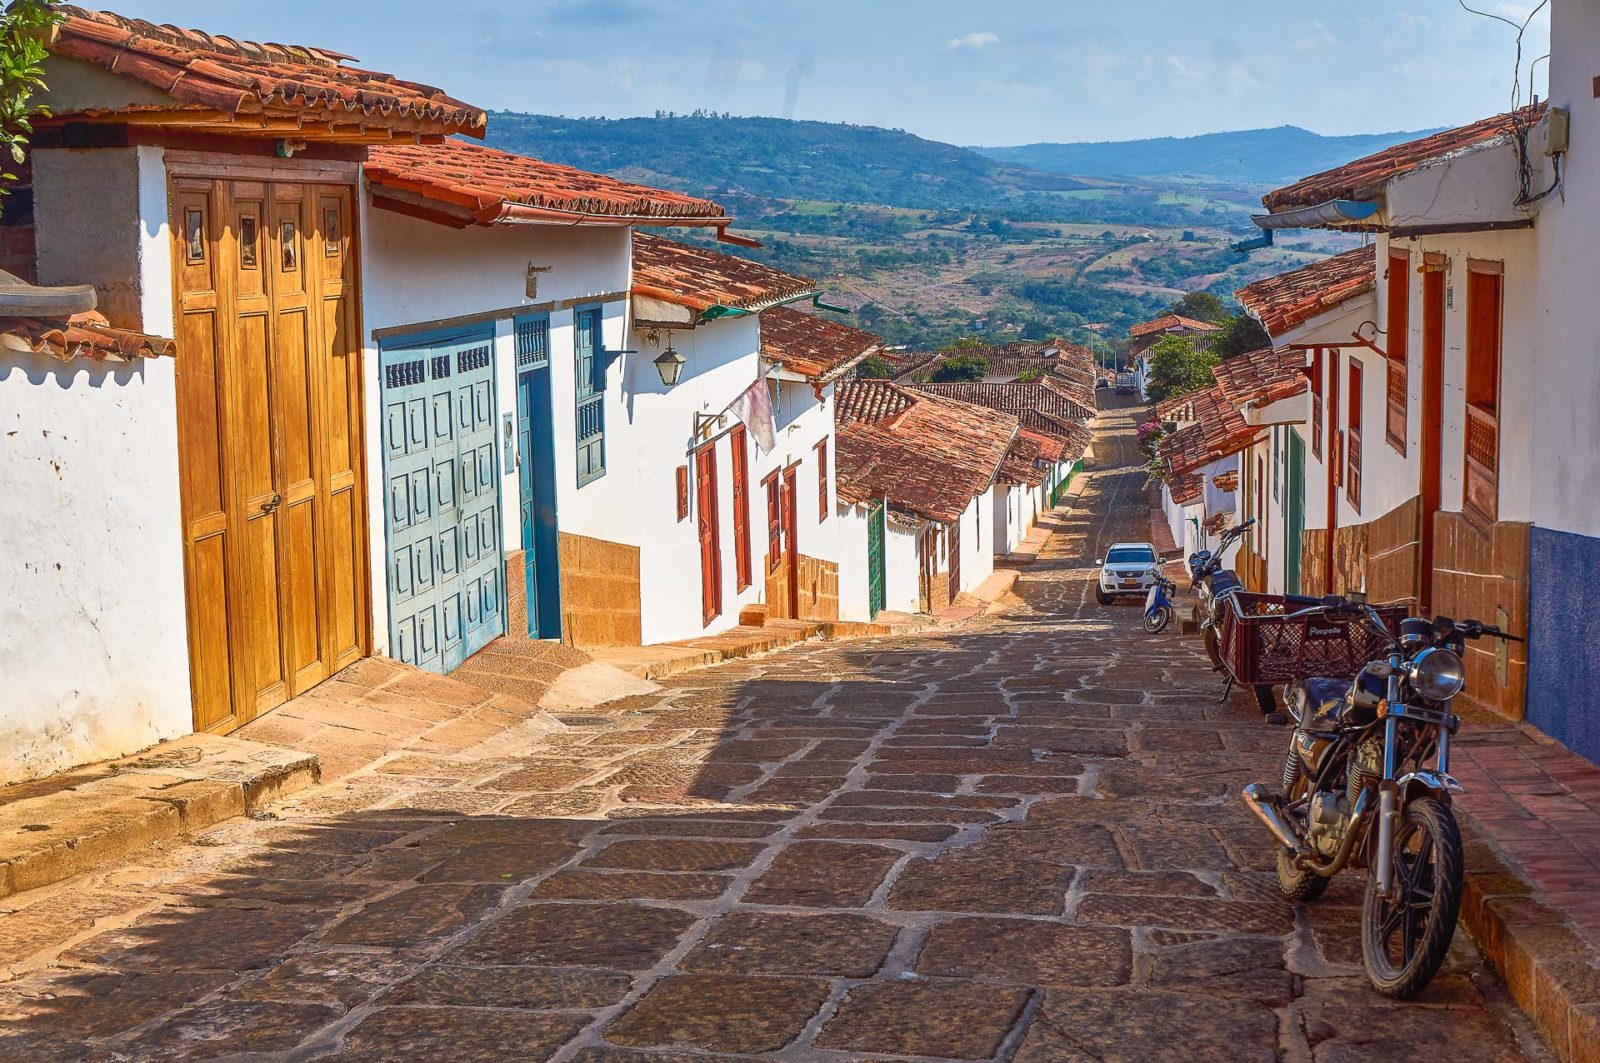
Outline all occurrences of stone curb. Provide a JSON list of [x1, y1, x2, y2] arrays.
[[1459, 821, 1600, 1062], [0, 737, 318, 901]]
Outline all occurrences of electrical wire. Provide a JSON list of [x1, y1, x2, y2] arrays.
[[1456, 0, 1557, 208]]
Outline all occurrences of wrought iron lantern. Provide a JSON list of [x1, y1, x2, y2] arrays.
[[653, 343, 685, 387]]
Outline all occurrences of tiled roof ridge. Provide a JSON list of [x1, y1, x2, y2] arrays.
[[1131, 313, 1224, 338], [1235, 245, 1376, 337], [1262, 104, 1546, 212], [0, 312, 175, 362], [1211, 344, 1309, 410], [633, 233, 816, 312], [58, 6, 349, 66], [759, 305, 881, 384]]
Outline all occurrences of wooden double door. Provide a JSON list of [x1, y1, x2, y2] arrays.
[[172, 175, 368, 734]]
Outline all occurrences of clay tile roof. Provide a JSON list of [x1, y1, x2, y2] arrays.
[[906, 381, 1092, 439], [367, 141, 727, 229], [760, 306, 882, 384], [1022, 428, 1065, 466], [1130, 313, 1223, 339], [50, 6, 486, 137], [1159, 386, 1259, 477], [1212, 469, 1240, 492], [1212, 345, 1309, 411], [834, 382, 1018, 524], [1153, 389, 1202, 423], [1236, 246, 1376, 337], [998, 433, 1048, 487], [1167, 468, 1205, 507], [1263, 105, 1546, 212], [0, 312, 174, 362], [632, 234, 815, 314]]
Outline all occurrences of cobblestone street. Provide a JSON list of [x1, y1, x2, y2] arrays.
[[0, 398, 1545, 1062]]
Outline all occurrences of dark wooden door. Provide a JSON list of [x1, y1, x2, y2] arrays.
[[948, 517, 961, 597], [1420, 268, 1446, 610], [173, 176, 366, 734], [696, 443, 722, 625], [730, 425, 751, 590], [781, 466, 799, 618]]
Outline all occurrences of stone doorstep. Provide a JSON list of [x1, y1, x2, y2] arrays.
[[0, 734, 318, 901], [1459, 825, 1600, 1063]]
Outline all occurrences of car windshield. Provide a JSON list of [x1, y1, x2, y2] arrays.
[[1106, 547, 1156, 565]]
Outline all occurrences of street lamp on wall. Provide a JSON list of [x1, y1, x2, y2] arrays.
[[653, 343, 685, 388]]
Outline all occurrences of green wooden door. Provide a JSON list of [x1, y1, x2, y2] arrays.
[[1286, 431, 1306, 595], [867, 499, 886, 619]]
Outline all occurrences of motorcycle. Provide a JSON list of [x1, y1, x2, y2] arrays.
[[1187, 518, 1274, 711], [1241, 593, 1523, 998], [1143, 575, 1176, 634]]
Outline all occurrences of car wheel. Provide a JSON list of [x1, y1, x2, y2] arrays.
[[1095, 585, 1112, 605]]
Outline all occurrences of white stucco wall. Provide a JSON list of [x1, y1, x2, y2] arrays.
[[0, 353, 191, 783], [885, 519, 923, 614], [836, 502, 871, 622], [959, 487, 997, 593]]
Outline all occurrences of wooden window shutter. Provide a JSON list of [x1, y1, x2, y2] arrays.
[[1464, 264, 1503, 523], [1310, 348, 1324, 460], [1386, 250, 1409, 454], [676, 465, 690, 521], [815, 439, 830, 522], [1347, 360, 1363, 511], [763, 471, 782, 573], [731, 425, 751, 590]]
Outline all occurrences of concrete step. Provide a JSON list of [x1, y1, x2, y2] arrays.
[[0, 734, 317, 900]]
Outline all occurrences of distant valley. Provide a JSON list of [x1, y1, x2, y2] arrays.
[[485, 113, 1390, 351]]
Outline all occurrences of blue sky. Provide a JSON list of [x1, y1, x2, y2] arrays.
[[108, 0, 1551, 145]]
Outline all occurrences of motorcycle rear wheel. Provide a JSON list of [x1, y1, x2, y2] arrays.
[[1143, 606, 1172, 634], [1202, 624, 1224, 670], [1360, 796, 1464, 999]]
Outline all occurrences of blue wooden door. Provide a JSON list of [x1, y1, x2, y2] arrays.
[[515, 316, 562, 639], [1286, 431, 1306, 595], [381, 329, 504, 673], [867, 499, 886, 619]]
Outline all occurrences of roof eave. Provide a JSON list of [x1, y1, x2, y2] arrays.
[[1251, 198, 1382, 232]]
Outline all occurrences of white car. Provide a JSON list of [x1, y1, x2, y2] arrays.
[[1095, 542, 1162, 605]]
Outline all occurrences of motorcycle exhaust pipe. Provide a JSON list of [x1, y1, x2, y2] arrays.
[[1241, 783, 1306, 855]]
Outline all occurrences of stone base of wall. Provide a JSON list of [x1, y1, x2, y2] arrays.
[[794, 554, 839, 622], [556, 532, 642, 648], [1298, 496, 1420, 606], [927, 571, 952, 614], [505, 550, 527, 638], [1433, 512, 1530, 720]]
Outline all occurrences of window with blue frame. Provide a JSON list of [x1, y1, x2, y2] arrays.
[[574, 307, 606, 485]]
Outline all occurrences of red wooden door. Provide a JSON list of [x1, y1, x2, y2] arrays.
[[695, 444, 721, 625], [730, 425, 751, 590], [1420, 268, 1446, 610], [948, 517, 961, 597], [1324, 350, 1341, 593], [781, 466, 799, 618], [1464, 264, 1503, 524]]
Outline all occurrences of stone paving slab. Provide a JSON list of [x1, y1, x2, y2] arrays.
[[0, 395, 1555, 1062]]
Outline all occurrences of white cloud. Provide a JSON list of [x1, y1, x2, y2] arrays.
[[1288, 21, 1337, 53], [947, 31, 1000, 51]]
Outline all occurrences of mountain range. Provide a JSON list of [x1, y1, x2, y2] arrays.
[[973, 125, 1445, 185]]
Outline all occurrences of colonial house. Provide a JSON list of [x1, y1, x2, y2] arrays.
[[1156, 386, 1252, 561], [903, 379, 1094, 553], [1127, 313, 1222, 398], [1238, 7, 1600, 758], [1231, 249, 1375, 600], [834, 381, 1016, 617], [2, 6, 490, 780]]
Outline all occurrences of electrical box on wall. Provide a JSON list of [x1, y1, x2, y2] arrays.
[[1546, 107, 1571, 156]]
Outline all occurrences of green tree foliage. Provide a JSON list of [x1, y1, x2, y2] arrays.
[[1211, 312, 1272, 359], [1168, 291, 1227, 324], [930, 354, 988, 382], [0, 1, 59, 216], [854, 353, 896, 380], [1145, 335, 1219, 403]]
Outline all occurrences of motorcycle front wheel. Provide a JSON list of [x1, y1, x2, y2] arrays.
[[1360, 796, 1464, 999], [1202, 624, 1224, 670], [1143, 606, 1172, 634]]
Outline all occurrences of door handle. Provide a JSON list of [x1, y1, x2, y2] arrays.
[[260, 493, 282, 515]]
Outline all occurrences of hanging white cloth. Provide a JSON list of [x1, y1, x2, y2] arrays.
[[728, 376, 777, 452]]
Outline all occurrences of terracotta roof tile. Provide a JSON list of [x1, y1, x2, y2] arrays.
[[367, 142, 726, 228], [1212, 469, 1240, 492], [760, 306, 882, 384], [0, 312, 174, 362], [1021, 428, 1066, 465], [1263, 105, 1545, 212], [50, 6, 485, 137], [998, 433, 1048, 486], [1236, 246, 1376, 337], [1211, 345, 1308, 411], [1130, 313, 1223, 339], [1153, 390, 1202, 423], [1167, 468, 1205, 507], [1158, 386, 1259, 477], [834, 381, 1018, 524], [907, 381, 1092, 437], [632, 234, 815, 314]]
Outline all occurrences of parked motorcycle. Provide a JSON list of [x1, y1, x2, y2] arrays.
[[1241, 593, 1523, 998], [1143, 575, 1177, 633], [1187, 518, 1274, 710]]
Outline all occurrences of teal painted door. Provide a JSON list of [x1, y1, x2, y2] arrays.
[[516, 317, 562, 639], [867, 499, 886, 618], [381, 329, 504, 673], [1286, 431, 1306, 595]]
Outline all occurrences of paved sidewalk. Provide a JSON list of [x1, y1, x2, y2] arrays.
[[0, 395, 1550, 1062]]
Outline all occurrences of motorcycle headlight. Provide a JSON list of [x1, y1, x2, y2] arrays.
[[1409, 647, 1466, 702]]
